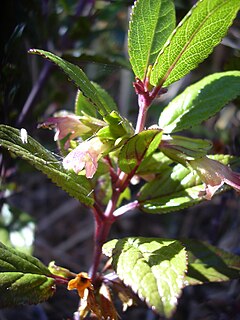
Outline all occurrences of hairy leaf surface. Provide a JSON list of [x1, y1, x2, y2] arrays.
[[29, 49, 110, 117], [103, 237, 187, 317], [183, 239, 240, 285], [150, 0, 240, 87], [0, 125, 94, 207], [128, 0, 175, 80], [0, 242, 55, 307], [159, 71, 240, 133]]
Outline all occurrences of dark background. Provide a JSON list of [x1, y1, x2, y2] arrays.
[[1, 0, 240, 319]]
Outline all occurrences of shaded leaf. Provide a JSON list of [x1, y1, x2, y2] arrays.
[[118, 129, 162, 173], [150, 0, 240, 87], [159, 71, 240, 133], [29, 49, 109, 117], [137, 151, 173, 176], [0, 242, 55, 307], [182, 239, 240, 285], [63, 50, 131, 70], [139, 163, 203, 213], [128, 0, 175, 80], [160, 135, 212, 165], [103, 237, 187, 318], [138, 155, 236, 214], [0, 125, 94, 207]]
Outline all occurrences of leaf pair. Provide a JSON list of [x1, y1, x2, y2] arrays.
[[129, 0, 240, 87]]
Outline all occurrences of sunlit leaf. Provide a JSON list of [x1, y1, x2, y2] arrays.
[[0, 125, 94, 207], [128, 0, 175, 80], [150, 0, 240, 87], [103, 237, 187, 318], [159, 71, 240, 133]]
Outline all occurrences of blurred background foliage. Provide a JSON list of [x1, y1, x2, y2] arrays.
[[0, 0, 240, 319]]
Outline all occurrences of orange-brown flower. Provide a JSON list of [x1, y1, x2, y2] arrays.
[[67, 272, 93, 299]]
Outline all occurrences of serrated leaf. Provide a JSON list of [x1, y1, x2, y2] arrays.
[[0, 125, 94, 207], [75, 90, 97, 117], [75, 83, 117, 118], [138, 155, 236, 214], [103, 237, 187, 318], [128, 0, 175, 80], [182, 239, 240, 285], [0, 242, 55, 307], [29, 49, 109, 117], [92, 83, 118, 113], [139, 163, 203, 213], [159, 71, 240, 133], [118, 129, 162, 173], [150, 0, 240, 87]]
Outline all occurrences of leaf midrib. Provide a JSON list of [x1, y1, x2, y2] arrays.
[[144, 2, 163, 79], [156, 1, 227, 87]]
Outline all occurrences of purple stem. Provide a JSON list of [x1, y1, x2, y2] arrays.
[[89, 217, 113, 281], [16, 60, 52, 126], [89, 79, 162, 281]]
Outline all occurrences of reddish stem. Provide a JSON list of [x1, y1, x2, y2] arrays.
[[89, 79, 165, 281]]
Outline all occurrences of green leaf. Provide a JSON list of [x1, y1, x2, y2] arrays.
[[128, 0, 175, 80], [138, 154, 236, 214], [150, 0, 240, 87], [92, 83, 118, 113], [137, 151, 173, 176], [138, 163, 203, 214], [103, 237, 187, 318], [118, 129, 163, 173], [75, 83, 117, 118], [75, 90, 97, 117], [183, 239, 240, 285], [159, 71, 240, 133], [97, 111, 134, 141], [29, 49, 109, 117], [0, 125, 94, 207], [160, 135, 212, 166], [0, 242, 55, 307]]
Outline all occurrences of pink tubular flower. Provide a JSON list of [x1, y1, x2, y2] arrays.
[[63, 137, 108, 178], [190, 156, 240, 200], [39, 114, 90, 148]]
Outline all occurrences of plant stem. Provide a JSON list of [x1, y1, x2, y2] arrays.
[[89, 80, 161, 281], [135, 95, 148, 133], [89, 217, 113, 281]]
